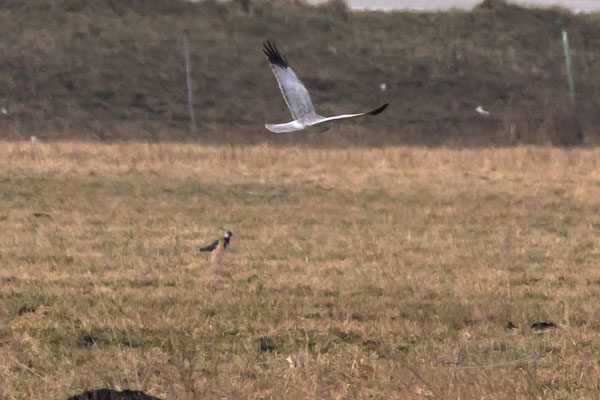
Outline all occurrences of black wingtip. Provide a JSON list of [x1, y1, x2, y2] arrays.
[[369, 103, 389, 116], [262, 40, 289, 68]]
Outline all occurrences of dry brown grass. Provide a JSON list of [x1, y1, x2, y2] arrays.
[[1, 141, 600, 399]]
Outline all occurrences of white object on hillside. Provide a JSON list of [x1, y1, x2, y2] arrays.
[[476, 106, 490, 116]]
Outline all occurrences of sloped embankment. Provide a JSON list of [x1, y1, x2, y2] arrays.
[[0, 0, 598, 146]]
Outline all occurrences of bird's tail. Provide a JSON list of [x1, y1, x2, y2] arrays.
[[265, 120, 305, 133]]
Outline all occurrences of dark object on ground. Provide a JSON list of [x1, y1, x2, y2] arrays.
[[67, 389, 163, 400], [33, 212, 51, 218], [531, 322, 556, 330], [506, 321, 517, 330]]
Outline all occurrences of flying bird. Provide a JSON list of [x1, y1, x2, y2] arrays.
[[262, 41, 388, 133], [200, 231, 233, 264]]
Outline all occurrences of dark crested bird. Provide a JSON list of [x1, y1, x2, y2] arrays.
[[262, 40, 388, 133], [200, 231, 232, 252], [200, 231, 232, 264]]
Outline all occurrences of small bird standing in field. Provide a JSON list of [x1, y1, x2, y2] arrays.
[[200, 230, 233, 264]]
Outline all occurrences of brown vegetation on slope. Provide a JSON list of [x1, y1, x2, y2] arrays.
[[0, 0, 599, 145]]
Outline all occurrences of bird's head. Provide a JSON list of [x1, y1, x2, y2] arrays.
[[224, 231, 233, 239]]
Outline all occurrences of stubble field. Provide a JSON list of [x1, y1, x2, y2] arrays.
[[1, 141, 600, 399]]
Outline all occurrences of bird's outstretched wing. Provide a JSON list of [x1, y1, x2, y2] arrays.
[[200, 240, 219, 252], [263, 41, 319, 123], [316, 103, 389, 124]]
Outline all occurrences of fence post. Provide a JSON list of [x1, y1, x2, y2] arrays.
[[183, 29, 197, 134], [562, 29, 576, 106], [562, 28, 583, 142]]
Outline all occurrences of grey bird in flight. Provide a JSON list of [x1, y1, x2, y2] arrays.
[[262, 41, 388, 133]]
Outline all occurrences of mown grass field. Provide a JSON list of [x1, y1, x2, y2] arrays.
[[1, 141, 600, 399]]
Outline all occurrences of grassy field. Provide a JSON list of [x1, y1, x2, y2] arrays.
[[2, 0, 600, 145], [1, 141, 600, 398]]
